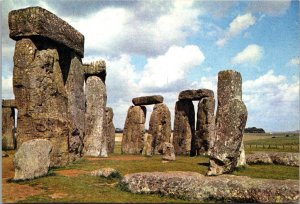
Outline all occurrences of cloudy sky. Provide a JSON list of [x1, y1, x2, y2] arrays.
[[1, 0, 299, 132]]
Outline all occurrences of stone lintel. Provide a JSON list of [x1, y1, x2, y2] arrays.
[[83, 60, 106, 80], [9, 6, 84, 57], [132, 95, 164, 106], [178, 89, 214, 101], [2, 99, 16, 108]]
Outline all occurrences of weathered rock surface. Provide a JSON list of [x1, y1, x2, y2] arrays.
[[106, 107, 115, 154], [132, 95, 163, 106], [236, 142, 247, 167], [122, 106, 146, 154], [192, 96, 215, 156], [246, 152, 299, 167], [149, 103, 171, 154], [84, 75, 107, 157], [178, 89, 214, 100], [13, 37, 72, 167], [143, 134, 153, 157], [9, 7, 84, 57], [162, 143, 175, 161], [91, 168, 120, 178], [2, 100, 16, 150], [66, 54, 85, 161], [173, 100, 195, 155], [208, 70, 247, 175], [2, 151, 9, 157], [14, 139, 52, 181], [120, 171, 299, 203], [83, 60, 106, 80]]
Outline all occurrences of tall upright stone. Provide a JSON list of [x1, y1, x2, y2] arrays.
[[122, 106, 146, 154], [9, 7, 85, 166], [2, 100, 17, 150], [149, 103, 171, 154], [208, 70, 248, 175], [106, 107, 115, 154], [193, 96, 215, 155], [173, 100, 195, 155], [83, 61, 108, 157]]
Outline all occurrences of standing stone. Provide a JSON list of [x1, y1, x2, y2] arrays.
[[106, 107, 115, 154], [143, 134, 153, 157], [173, 100, 195, 155], [122, 106, 146, 154], [2, 100, 17, 150], [83, 61, 107, 157], [162, 142, 175, 161], [13, 139, 52, 181], [9, 7, 85, 167], [237, 142, 246, 167], [149, 103, 171, 154], [208, 70, 248, 175], [192, 96, 215, 156]]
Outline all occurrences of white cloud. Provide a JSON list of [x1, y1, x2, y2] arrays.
[[288, 57, 300, 67], [231, 44, 263, 65], [216, 13, 256, 47], [139, 45, 205, 92], [247, 1, 291, 16]]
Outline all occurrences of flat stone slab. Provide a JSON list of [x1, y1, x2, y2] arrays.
[[178, 89, 214, 100], [83, 60, 106, 79], [9, 7, 84, 57], [132, 95, 163, 106], [2, 99, 16, 108], [246, 152, 299, 167], [120, 171, 299, 203]]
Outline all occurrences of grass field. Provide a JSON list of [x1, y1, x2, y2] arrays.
[[2, 133, 299, 203]]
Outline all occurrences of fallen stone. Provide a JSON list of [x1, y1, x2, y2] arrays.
[[162, 143, 175, 161], [14, 139, 52, 181], [83, 60, 106, 80], [178, 89, 214, 100], [122, 106, 146, 154], [9, 7, 84, 57], [120, 171, 299, 203], [106, 107, 115, 154], [149, 103, 171, 154], [132, 95, 163, 106], [246, 152, 299, 167], [90, 168, 120, 178], [173, 100, 195, 155]]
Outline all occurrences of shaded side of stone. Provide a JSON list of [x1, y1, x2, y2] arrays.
[[192, 96, 215, 156], [13, 38, 71, 167], [173, 100, 195, 155], [149, 103, 171, 154], [106, 107, 115, 154], [65, 53, 85, 161], [9, 7, 84, 57], [2, 106, 16, 150], [120, 171, 299, 203], [121, 106, 146, 154], [132, 95, 163, 106], [83, 76, 107, 157], [83, 60, 106, 81], [178, 89, 214, 100]]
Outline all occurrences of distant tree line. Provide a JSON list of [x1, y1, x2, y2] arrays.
[[245, 127, 265, 133]]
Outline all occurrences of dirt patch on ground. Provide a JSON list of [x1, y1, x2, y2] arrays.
[[85, 155, 146, 161], [49, 192, 68, 199], [2, 154, 15, 179], [55, 169, 88, 177]]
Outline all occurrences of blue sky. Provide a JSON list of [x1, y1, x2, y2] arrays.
[[1, 0, 299, 132]]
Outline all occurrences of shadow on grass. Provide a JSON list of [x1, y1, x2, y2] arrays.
[[197, 162, 209, 167]]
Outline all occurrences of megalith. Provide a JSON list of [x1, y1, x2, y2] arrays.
[[83, 61, 108, 157], [122, 105, 146, 154], [9, 7, 85, 166], [173, 100, 195, 155], [106, 107, 115, 154], [2, 99, 17, 150], [149, 103, 171, 154], [208, 70, 248, 175], [132, 95, 163, 106]]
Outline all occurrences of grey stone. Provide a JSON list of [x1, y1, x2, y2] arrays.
[[173, 100, 195, 155], [246, 152, 299, 167], [236, 142, 247, 167], [84, 75, 107, 157], [9, 7, 84, 57], [106, 107, 115, 154], [83, 60, 106, 81], [178, 89, 214, 100], [13, 139, 52, 180], [120, 171, 299, 203], [149, 103, 171, 154], [90, 168, 120, 178], [143, 134, 153, 157], [122, 106, 146, 154], [162, 142, 175, 161], [132, 95, 163, 106], [2, 100, 16, 150]]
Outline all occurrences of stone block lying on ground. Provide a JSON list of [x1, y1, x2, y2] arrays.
[[178, 89, 214, 100], [90, 168, 120, 178], [120, 171, 299, 203], [246, 152, 299, 167], [13, 139, 52, 181], [132, 95, 163, 106], [162, 142, 175, 161]]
